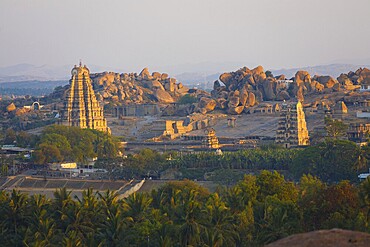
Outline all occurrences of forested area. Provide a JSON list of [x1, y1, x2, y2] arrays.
[[0, 172, 369, 246], [31, 125, 120, 164], [97, 139, 369, 183], [2, 123, 368, 183]]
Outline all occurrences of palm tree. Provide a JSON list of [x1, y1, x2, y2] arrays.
[[97, 203, 126, 246], [176, 189, 206, 246], [76, 188, 102, 232], [123, 192, 152, 222], [51, 187, 74, 231], [98, 189, 119, 213], [62, 230, 83, 247], [3, 190, 28, 246], [24, 217, 55, 247], [255, 197, 301, 245], [202, 193, 237, 246], [122, 192, 155, 245], [24, 194, 57, 246]]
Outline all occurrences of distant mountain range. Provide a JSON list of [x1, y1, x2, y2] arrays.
[[1, 62, 369, 91], [0, 63, 120, 83], [271, 64, 370, 79], [0, 63, 69, 82]]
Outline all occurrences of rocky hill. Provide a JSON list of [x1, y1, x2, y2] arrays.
[[48, 67, 209, 108], [90, 68, 191, 104], [47, 66, 370, 116], [193, 66, 370, 115], [266, 229, 370, 247]]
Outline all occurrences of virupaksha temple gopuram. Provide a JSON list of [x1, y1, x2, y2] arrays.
[[61, 63, 110, 134]]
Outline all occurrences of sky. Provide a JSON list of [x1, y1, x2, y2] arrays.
[[1, 0, 370, 74]]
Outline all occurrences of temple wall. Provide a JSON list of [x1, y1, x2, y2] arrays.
[[114, 104, 159, 117]]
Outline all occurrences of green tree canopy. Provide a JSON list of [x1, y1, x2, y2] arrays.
[[325, 116, 348, 139], [291, 139, 362, 182], [33, 125, 120, 164], [177, 94, 198, 104]]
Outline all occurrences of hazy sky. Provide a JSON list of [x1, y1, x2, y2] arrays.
[[1, 0, 370, 73]]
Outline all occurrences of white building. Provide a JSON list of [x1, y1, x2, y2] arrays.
[[358, 168, 370, 180], [360, 82, 370, 92]]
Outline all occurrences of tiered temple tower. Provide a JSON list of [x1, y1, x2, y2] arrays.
[[203, 128, 220, 149], [62, 63, 110, 134], [276, 101, 309, 148]]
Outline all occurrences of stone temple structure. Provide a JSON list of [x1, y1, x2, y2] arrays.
[[203, 128, 220, 149], [62, 63, 110, 133], [276, 101, 309, 148]]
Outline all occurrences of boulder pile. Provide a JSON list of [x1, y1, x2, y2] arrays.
[[49, 66, 369, 116], [195, 66, 345, 114], [90, 68, 191, 104], [337, 67, 370, 90]]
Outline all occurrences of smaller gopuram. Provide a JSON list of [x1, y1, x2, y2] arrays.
[[347, 123, 370, 144], [276, 101, 309, 148], [62, 63, 110, 134], [203, 128, 220, 149]]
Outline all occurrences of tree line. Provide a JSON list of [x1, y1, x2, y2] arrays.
[[96, 139, 369, 183], [0, 172, 369, 246]]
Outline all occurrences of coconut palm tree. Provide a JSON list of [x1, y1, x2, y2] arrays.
[[202, 194, 237, 247], [24, 194, 56, 246], [3, 190, 28, 246], [97, 203, 126, 246]]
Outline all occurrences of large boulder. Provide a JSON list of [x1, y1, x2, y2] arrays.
[[276, 90, 290, 100], [228, 105, 244, 115], [239, 89, 249, 106], [219, 91, 229, 100], [93, 72, 115, 87], [118, 90, 126, 100], [164, 78, 176, 92], [310, 80, 325, 92], [219, 72, 234, 87], [152, 72, 161, 80], [244, 74, 256, 86], [356, 67, 370, 84], [147, 80, 165, 91], [216, 98, 228, 109], [337, 74, 353, 86], [198, 97, 217, 113], [176, 84, 189, 94], [161, 73, 169, 80], [293, 71, 311, 102], [213, 80, 221, 90], [332, 83, 340, 91], [228, 96, 240, 108], [111, 95, 119, 102], [154, 89, 174, 103], [295, 71, 311, 86], [262, 78, 276, 100], [251, 65, 267, 82], [316, 75, 338, 88], [139, 67, 151, 80], [106, 84, 118, 94], [247, 92, 256, 106]]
